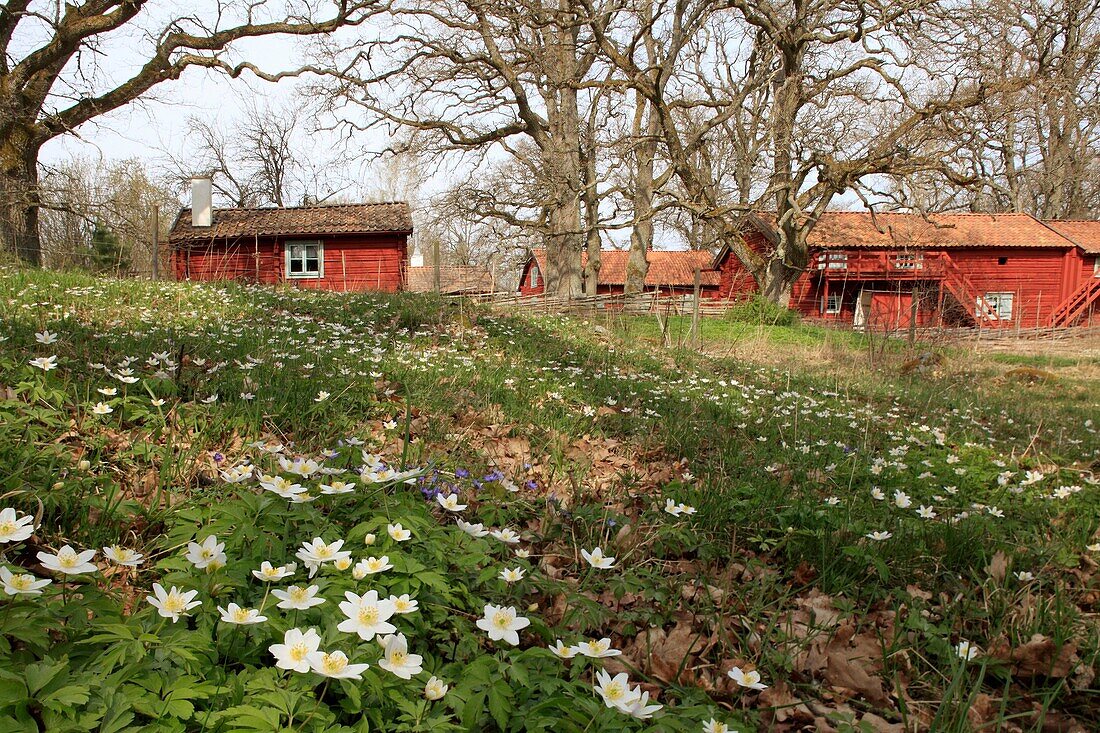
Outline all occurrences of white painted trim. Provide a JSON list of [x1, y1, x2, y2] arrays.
[[286, 240, 324, 279]]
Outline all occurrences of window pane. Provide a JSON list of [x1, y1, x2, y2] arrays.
[[290, 258, 303, 273], [306, 258, 319, 273]]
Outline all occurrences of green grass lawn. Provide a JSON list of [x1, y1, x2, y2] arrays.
[[0, 267, 1097, 732]]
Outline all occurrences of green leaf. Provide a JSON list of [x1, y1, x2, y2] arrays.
[[25, 657, 67, 695]]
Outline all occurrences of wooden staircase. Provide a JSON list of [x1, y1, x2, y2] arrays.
[[939, 256, 1003, 326], [1048, 278, 1100, 327]]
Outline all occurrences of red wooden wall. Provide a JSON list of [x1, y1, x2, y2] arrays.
[[173, 233, 408, 293], [948, 248, 1068, 327]]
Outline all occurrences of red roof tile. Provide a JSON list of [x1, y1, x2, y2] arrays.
[[529, 249, 719, 287], [751, 211, 1078, 249], [1043, 220, 1100, 254], [169, 202, 413, 243]]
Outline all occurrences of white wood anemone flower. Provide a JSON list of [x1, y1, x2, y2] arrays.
[[475, 604, 530, 646], [377, 633, 424, 680], [307, 650, 369, 679], [269, 627, 321, 673], [147, 583, 201, 622], [337, 590, 397, 641], [581, 547, 616, 569], [37, 545, 97, 575]]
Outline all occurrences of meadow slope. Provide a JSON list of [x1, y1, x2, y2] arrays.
[[0, 268, 1097, 733]]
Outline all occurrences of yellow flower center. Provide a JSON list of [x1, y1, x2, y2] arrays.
[[162, 592, 186, 613], [357, 606, 379, 624], [493, 611, 512, 629], [320, 654, 347, 674], [232, 608, 252, 623], [11, 575, 33, 590], [390, 650, 406, 665], [289, 587, 308, 601], [395, 599, 411, 611], [58, 552, 78, 569], [315, 546, 333, 559], [0, 521, 14, 534], [604, 683, 625, 701], [289, 643, 309, 661]]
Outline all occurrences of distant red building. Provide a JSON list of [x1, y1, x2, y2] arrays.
[[406, 265, 495, 295], [517, 249, 720, 297], [715, 212, 1100, 328], [169, 199, 413, 292]]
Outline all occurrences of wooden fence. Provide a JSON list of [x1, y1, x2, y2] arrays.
[[454, 291, 733, 316], [451, 291, 1100, 343]]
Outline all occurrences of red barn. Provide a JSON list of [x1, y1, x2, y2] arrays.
[[169, 185, 412, 292], [517, 249, 720, 297], [714, 212, 1100, 329]]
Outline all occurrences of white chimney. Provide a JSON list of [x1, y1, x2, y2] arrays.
[[191, 176, 212, 228], [410, 254, 424, 267]]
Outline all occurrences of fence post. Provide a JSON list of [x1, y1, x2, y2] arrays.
[[433, 239, 441, 293], [690, 266, 701, 348], [150, 206, 159, 280]]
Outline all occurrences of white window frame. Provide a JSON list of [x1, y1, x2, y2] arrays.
[[530, 264, 541, 287], [894, 252, 924, 270], [285, 240, 323, 279], [824, 292, 842, 314], [818, 252, 848, 270], [983, 292, 1014, 320]]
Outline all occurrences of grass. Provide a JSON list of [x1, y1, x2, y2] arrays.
[[0, 266, 1097, 732]]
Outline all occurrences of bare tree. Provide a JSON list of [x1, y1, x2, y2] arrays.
[[880, 0, 1100, 218], [38, 156, 178, 273], [310, 0, 625, 296], [162, 101, 352, 208], [0, 0, 380, 265], [584, 0, 1033, 303]]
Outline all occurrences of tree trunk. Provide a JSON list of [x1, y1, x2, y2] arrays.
[[541, 0, 584, 299], [545, 198, 582, 296], [626, 93, 655, 295], [580, 125, 601, 295], [0, 131, 43, 266], [757, 258, 798, 305]]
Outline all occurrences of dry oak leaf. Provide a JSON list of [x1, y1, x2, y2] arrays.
[[987, 550, 1010, 582], [1009, 634, 1080, 678]]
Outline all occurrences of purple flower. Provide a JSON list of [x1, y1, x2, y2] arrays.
[[213, 452, 225, 464], [455, 468, 470, 479]]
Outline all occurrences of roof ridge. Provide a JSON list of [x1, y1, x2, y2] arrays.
[[178, 201, 410, 213]]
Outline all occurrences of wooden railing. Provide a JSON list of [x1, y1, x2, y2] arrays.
[[811, 250, 949, 277], [1049, 277, 1100, 327]]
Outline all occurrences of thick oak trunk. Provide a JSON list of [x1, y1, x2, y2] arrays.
[[0, 132, 42, 266], [626, 94, 655, 295]]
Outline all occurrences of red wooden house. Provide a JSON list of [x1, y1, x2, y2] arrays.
[[169, 181, 413, 292], [714, 212, 1100, 329], [517, 249, 720, 297]]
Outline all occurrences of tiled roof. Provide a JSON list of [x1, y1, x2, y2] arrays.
[[529, 249, 720, 287], [406, 266, 495, 294], [1043, 220, 1100, 254], [169, 202, 413, 242], [750, 211, 1078, 249]]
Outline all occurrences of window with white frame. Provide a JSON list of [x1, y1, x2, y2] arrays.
[[894, 252, 924, 270], [530, 265, 541, 287], [818, 252, 848, 270], [983, 292, 1014, 320], [824, 293, 842, 314], [286, 241, 322, 278]]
